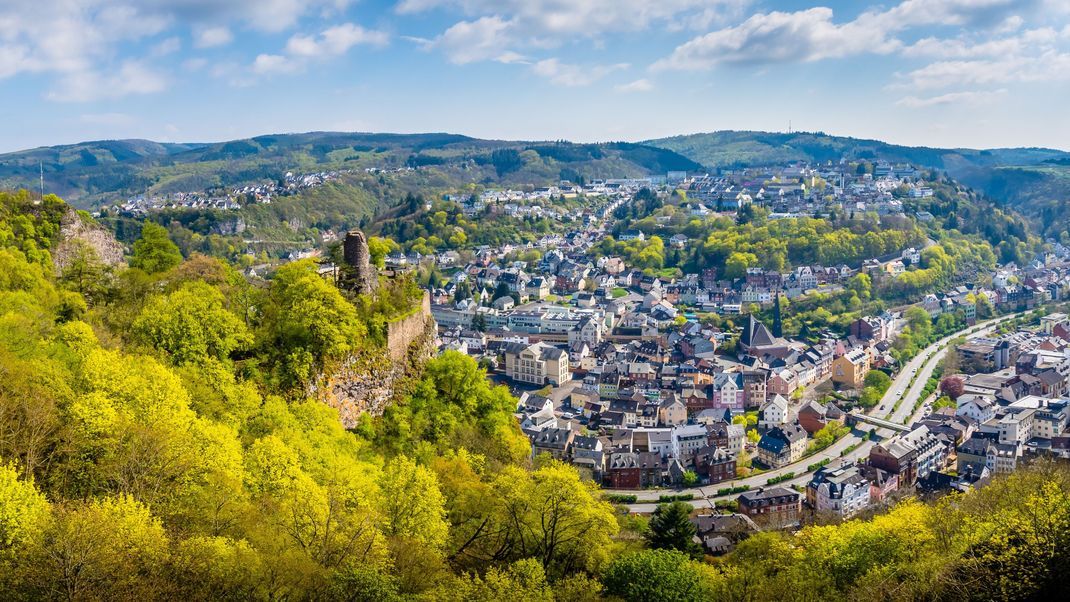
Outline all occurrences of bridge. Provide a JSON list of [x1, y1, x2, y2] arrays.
[[848, 411, 911, 434]]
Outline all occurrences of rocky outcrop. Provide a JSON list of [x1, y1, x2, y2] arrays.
[[311, 291, 437, 429], [51, 209, 125, 273]]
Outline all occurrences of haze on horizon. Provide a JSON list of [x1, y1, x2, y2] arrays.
[[1, 0, 1069, 153]]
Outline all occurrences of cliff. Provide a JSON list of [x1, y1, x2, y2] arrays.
[[311, 291, 437, 428], [52, 209, 125, 272]]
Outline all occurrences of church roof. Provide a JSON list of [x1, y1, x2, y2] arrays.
[[741, 315, 776, 349]]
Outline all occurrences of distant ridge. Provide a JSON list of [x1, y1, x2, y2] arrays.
[[0, 130, 1067, 223]]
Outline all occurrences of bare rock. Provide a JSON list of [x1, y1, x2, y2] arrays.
[[52, 209, 125, 273]]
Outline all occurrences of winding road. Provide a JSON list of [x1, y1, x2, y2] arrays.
[[624, 311, 1024, 513]]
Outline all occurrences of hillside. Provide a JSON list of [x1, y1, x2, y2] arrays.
[[645, 131, 1070, 237], [953, 162, 1070, 240], [0, 132, 701, 208], [5, 129, 1067, 241], [644, 130, 1068, 172]]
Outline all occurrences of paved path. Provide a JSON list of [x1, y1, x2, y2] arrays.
[[623, 311, 1024, 513]]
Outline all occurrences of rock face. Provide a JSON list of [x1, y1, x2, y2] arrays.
[[343, 229, 377, 295], [311, 292, 437, 429], [52, 209, 125, 273]]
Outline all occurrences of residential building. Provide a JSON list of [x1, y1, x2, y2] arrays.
[[503, 342, 570, 386], [807, 462, 872, 518], [759, 394, 791, 429], [694, 445, 736, 484], [737, 487, 802, 529], [832, 348, 871, 388], [757, 424, 807, 468]]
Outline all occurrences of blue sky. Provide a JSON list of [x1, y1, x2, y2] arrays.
[[1, 0, 1068, 153]]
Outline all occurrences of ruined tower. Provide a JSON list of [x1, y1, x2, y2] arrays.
[[343, 229, 377, 295], [772, 289, 783, 339]]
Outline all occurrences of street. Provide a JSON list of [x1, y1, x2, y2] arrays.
[[624, 311, 1025, 512]]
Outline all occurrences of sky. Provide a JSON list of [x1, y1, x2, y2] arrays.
[[1, 0, 1069, 153]]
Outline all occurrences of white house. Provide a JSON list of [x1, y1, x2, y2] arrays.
[[759, 394, 792, 429]]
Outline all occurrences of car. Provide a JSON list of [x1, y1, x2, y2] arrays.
[[561, 412, 574, 420]]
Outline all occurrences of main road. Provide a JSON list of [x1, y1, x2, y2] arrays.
[[624, 310, 1024, 513]]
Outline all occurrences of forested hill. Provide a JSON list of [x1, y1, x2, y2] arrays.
[[0, 132, 701, 208], [645, 130, 1068, 172], [4, 129, 1068, 236], [645, 131, 1070, 234]]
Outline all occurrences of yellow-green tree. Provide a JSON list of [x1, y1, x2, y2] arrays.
[[133, 281, 253, 365]]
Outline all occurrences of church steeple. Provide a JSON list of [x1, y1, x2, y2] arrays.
[[772, 288, 783, 338]]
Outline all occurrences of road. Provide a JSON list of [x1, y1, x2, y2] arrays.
[[623, 311, 1024, 513]]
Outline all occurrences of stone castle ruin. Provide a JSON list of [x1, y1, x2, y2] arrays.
[[312, 229, 437, 428], [342, 229, 378, 295]]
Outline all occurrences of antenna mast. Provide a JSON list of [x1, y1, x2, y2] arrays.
[[39, 161, 44, 196]]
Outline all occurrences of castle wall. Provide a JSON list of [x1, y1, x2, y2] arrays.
[[312, 291, 437, 428]]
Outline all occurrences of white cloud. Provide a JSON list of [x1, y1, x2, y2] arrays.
[[409, 1, 750, 63], [286, 23, 388, 58], [902, 35, 1026, 58], [399, 0, 747, 35], [427, 16, 521, 64], [615, 78, 653, 93], [881, 0, 1038, 28], [898, 52, 1070, 89], [996, 15, 1024, 34], [152, 36, 181, 56], [0, 45, 30, 79], [252, 53, 300, 75], [531, 58, 628, 86], [654, 8, 898, 70], [0, 0, 361, 101], [250, 22, 388, 77], [195, 26, 233, 48], [655, 0, 1048, 70], [47, 60, 168, 102], [182, 57, 208, 71], [896, 88, 1008, 108]]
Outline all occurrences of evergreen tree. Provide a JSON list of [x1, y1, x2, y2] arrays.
[[646, 502, 703, 559]]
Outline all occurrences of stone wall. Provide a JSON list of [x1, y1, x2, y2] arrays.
[[311, 290, 437, 429], [386, 291, 434, 363]]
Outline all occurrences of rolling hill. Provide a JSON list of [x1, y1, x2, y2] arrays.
[[644, 130, 1070, 233], [0, 132, 702, 208], [2, 130, 1067, 239], [644, 130, 1068, 172]]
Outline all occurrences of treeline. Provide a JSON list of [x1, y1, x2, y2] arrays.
[[372, 194, 573, 253], [601, 211, 926, 277]]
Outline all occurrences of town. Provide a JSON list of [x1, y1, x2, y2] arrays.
[[412, 160, 1070, 554], [108, 169, 351, 215]]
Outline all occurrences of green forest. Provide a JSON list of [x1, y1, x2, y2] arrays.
[[2, 188, 1070, 601]]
